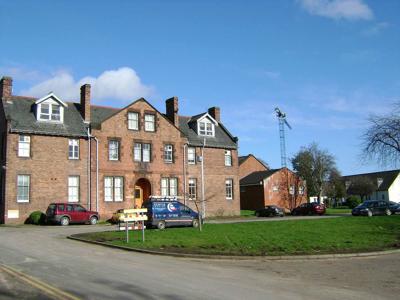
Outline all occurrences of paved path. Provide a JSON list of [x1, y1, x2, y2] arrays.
[[0, 224, 399, 299]]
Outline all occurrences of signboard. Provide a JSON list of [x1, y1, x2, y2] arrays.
[[117, 208, 148, 243], [7, 210, 19, 219]]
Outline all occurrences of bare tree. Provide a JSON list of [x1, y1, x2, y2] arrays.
[[362, 108, 400, 166], [292, 143, 336, 202]]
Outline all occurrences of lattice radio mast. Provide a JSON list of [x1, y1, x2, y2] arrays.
[[275, 107, 292, 168]]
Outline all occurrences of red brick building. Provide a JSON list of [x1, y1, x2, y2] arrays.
[[0, 76, 240, 224], [239, 155, 307, 212]]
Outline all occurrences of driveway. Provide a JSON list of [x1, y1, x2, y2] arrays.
[[0, 224, 399, 299]]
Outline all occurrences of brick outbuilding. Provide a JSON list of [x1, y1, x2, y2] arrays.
[[239, 155, 307, 212]]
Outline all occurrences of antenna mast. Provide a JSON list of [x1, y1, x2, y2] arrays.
[[275, 107, 292, 168]]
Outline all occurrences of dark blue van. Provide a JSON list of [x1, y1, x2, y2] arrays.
[[143, 197, 199, 229]]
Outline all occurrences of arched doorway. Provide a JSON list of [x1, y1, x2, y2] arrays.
[[134, 178, 151, 208]]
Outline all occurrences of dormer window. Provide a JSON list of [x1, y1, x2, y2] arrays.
[[198, 119, 214, 137], [39, 103, 60, 121], [35, 93, 66, 123]]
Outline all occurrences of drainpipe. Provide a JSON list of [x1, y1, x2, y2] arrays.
[[93, 137, 99, 212], [183, 143, 187, 206], [201, 138, 206, 218], [87, 127, 91, 210]]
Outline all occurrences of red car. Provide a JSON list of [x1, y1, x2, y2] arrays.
[[291, 203, 326, 216], [46, 203, 99, 226]]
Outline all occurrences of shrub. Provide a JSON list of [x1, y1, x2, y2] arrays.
[[346, 196, 362, 209], [27, 211, 47, 225]]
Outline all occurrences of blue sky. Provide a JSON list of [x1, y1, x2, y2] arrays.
[[1, 0, 399, 175]]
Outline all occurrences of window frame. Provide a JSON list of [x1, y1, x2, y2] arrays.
[[188, 178, 197, 200], [164, 144, 173, 163], [68, 176, 80, 203], [187, 147, 196, 164], [104, 176, 124, 202], [225, 178, 233, 200], [38, 102, 62, 122], [198, 119, 214, 137], [17, 174, 30, 203], [144, 113, 156, 132], [161, 177, 178, 197], [127, 111, 139, 130], [18, 135, 30, 158], [224, 150, 232, 166], [68, 139, 79, 160], [108, 139, 120, 161], [133, 142, 151, 162]]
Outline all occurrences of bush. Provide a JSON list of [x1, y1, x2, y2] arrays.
[[346, 196, 362, 209], [27, 211, 47, 225]]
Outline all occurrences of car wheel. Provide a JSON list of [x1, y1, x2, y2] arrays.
[[157, 220, 166, 230], [192, 219, 199, 228], [60, 216, 70, 226], [385, 209, 392, 216], [90, 216, 98, 225], [367, 210, 373, 217], [255, 212, 260, 217]]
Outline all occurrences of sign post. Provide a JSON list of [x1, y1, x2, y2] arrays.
[[119, 208, 148, 243]]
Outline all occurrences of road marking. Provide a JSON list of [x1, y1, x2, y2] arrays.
[[0, 264, 80, 300]]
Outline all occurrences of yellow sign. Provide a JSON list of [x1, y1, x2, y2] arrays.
[[119, 208, 148, 222]]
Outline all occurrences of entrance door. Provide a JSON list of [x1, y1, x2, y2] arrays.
[[134, 178, 151, 208], [134, 186, 143, 208]]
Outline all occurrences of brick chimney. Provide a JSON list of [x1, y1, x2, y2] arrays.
[[0, 76, 13, 100], [166, 96, 179, 127], [80, 84, 91, 123], [208, 106, 220, 122]]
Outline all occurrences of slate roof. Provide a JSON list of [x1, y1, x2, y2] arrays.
[[90, 105, 120, 129], [343, 170, 400, 192], [240, 169, 280, 186], [3, 97, 238, 149], [179, 115, 237, 149], [238, 154, 269, 169], [3, 97, 88, 137]]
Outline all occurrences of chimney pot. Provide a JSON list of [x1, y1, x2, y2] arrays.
[[80, 84, 91, 123], [0, 76, 13, 99], [208, 106, 220, 122], [166, 96, 179, 127]]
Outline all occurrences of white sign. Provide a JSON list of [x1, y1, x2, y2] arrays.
[[8, 210, 19, 219]]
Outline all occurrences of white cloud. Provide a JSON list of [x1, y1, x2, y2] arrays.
[[297, 0, 373, 20], [21, 67, 154, 103]]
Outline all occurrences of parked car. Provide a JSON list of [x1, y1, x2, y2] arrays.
[[389, 201, 400, 214], [255, 205, 284, 217], [143, 197, 199, 230], [291, 203, 326, 216], [110, 209, 124, 223], [351, 200, 391, 217], [46, 203, 99, 226]]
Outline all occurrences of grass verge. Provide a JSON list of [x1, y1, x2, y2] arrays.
[[326, 208, 352, 215], [73, 216, 400, 256]]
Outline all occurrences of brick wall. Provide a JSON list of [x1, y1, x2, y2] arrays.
[[264, 168, 307, 212], [90, 99, 187, 220], [185, 147, 240, 217], [3, 133, 88, 224], [239, 155, 268, 179]]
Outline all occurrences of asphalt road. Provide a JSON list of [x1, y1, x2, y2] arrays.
[[0, 224, 399, 300]]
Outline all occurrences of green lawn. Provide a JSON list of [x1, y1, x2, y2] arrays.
[[326, 208, 352, 215], [74, 216, 400, 256]]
